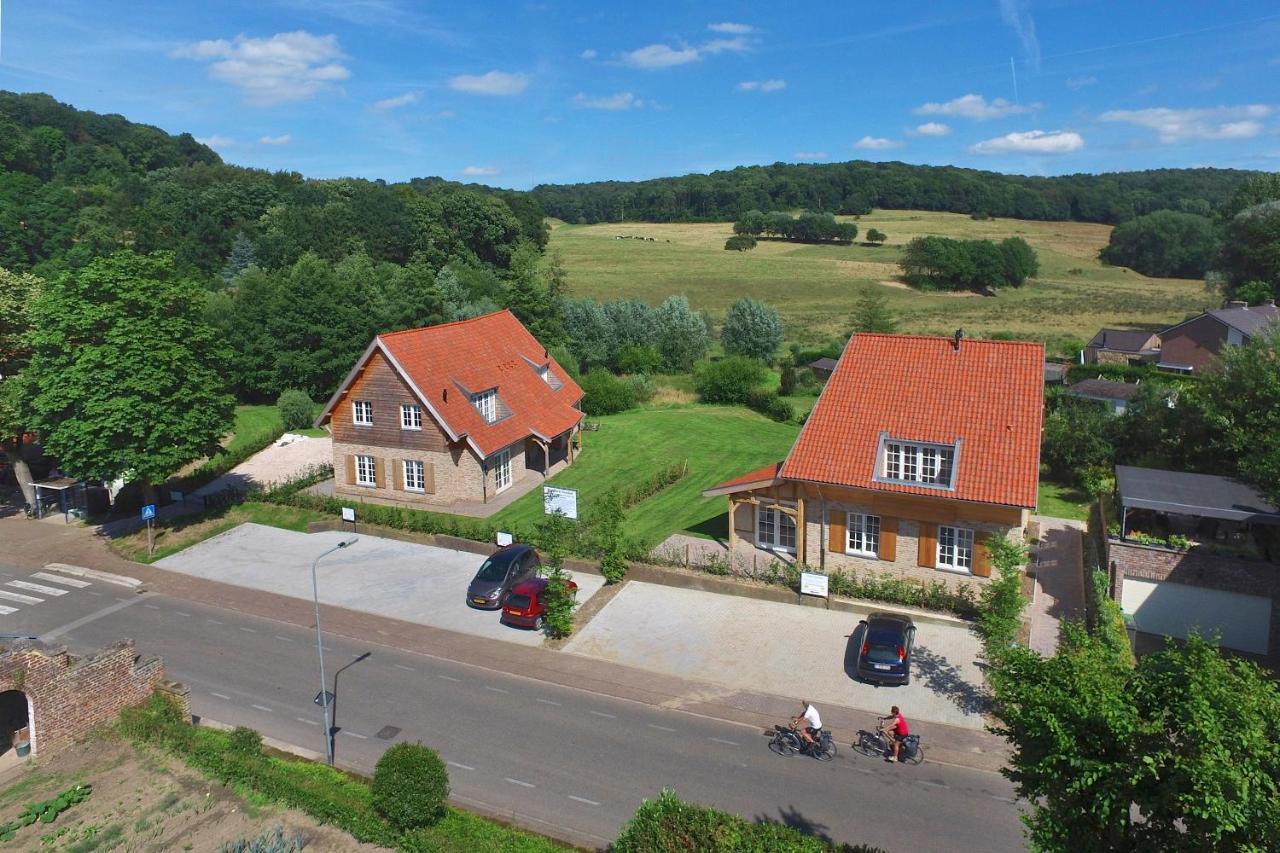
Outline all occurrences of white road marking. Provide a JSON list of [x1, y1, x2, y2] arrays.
[[484, 686, 509, 694], [447, 761, 475, 771], [176, 612, 191, 617], [296, 717, 319, 726], [143, 604, 161, 610], [8, 580, 67, 596], [393, 664, 415, 672], [648, 724, 677, 732], [437, 674, 460, 682], [0, 605, 17, 615], [207, 619, 223, 625], [918, 779, 948, 789], [85, 591, 103, 597], [251, 704, 273, 713], [341, 731, 368, 739], [568, 795, 601, 806], [32, 571, 91, 588], [238, 627, 257, 633], [505, 778, 536, 788], [589, 711, 616, 719], [535, 698, 560, 706], [211, 692, 231, 700], [0, 590, 43, 605], [274, 636, 294, 642], [710, 737, 740, 746], [39, 594, 152, 643]]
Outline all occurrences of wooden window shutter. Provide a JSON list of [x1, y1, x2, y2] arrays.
[[345, 455, 355, 485], [973, 532, 993, 578], [393, 459, 403, 491], [879, 517, 898, 562], [828, 510, 847, 553], [424, 462, 436, 494], [918, 523, 937, 569], [374, 458, 385, 489]]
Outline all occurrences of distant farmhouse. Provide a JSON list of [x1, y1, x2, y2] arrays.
[[1082, 300, 1279, 373]]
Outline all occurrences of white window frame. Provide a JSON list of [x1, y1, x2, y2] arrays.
[[882, 440, 955, 487], [755, 500, 797, 554], [472, 389, 497, 424], [352, 400, 373, 426], [937, 525, 974, 573], [493, 448, 512, 492], [846, 512, 880, 558], [403, 459, 425, 492], [400, 403, 422, 430], [355, 454, 376, 487]]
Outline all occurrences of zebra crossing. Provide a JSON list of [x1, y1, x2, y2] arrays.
[[0, 568, 96, 615]]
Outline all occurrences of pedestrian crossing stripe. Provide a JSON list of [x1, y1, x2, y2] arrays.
[[7, 580, 68, 596], [32, 571, 92, 589], [0, 605, 17, 615], [0, 590, 43, 605]]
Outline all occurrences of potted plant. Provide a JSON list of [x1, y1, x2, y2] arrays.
[[13, 726, 30, 757]]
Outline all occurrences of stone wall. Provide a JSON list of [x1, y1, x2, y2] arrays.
[[0, 639, 168, 758], [334, 437, 534, 507]]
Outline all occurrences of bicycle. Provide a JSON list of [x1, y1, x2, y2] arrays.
[[852, 726, 924, 765], [769, 724, 837, 761]]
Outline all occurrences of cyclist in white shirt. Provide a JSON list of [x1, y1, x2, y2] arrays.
[[790, 700, 822, 746]]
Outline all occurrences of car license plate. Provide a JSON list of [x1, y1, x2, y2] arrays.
[[873, 664, 890, 671], [472, 597, 487, 605]]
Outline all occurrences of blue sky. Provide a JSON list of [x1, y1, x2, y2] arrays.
[[2, 1, 1279, 187]]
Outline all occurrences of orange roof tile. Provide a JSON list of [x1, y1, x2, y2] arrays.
[[702, 461, 784, 496], [349, 310, 582, 458], [779, 333, 1043, 508]]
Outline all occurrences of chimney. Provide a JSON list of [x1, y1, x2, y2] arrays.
[[1226, 300, 1248, 310], [443, 388, 448, 403], [952, 329, 963, 352]]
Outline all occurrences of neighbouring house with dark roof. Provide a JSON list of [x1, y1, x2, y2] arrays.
[[1107, 465, 1280, 659], [1158, 301, 1279, 372], [317, 310, 583, 512], [1082, 328, 1161, 366], [704, 333, 1044, 586], [808, 357, 839, 382], [1043, 362, 1069, 385], [1066, 378, 1143, 414]]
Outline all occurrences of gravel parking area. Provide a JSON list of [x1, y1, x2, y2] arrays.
[[563, 581, 989, 729], [155, 523, 605, 646], [194, 435, 332, 497]]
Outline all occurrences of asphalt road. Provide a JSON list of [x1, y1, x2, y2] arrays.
[[0, 564, 1027, 852]]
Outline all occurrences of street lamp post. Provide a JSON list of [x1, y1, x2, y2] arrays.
[[311, 537, 356, 765]]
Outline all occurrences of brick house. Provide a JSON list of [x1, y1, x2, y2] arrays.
[[1158, 301, 1279, 372], [704, 333, 1044, 586], [317, 310, 583, 509], [1082, 328, 1161, 366]]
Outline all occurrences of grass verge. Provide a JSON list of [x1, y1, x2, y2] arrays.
[[108, 502, 328, 564]]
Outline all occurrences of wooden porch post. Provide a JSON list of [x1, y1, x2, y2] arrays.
[[796, 492, 806, 566], [726, 498, 737, 557]]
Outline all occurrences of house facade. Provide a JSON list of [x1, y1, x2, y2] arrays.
[[704, 333, 1044, 587], [1158, 301, 1278, 372], [318, 310, 583, 510], [1082, 328, 1161, 366]]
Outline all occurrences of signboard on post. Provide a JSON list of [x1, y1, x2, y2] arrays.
[[340, 506, 356, 533], [140, 504, 156, 521], [542, 486, 579, 520], [141, 504, 157, 556], [496, 531, 513, 547], [800, 572, 829, 598]]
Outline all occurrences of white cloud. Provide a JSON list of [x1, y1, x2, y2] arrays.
[[970, 129, 1084, 155], [258, 134, 291, 145], [449, 70, 529, 95], [462, 165, 498, 176], [708, 22, 754, 34], [914, 93, 1035, 120], [702, 36, 750, 54], [372, 91, 420, 110], [913, 121, 951, 136], [172, 31, 350, 105], [854, 136, 902, 150], [195, 134, 235, 148], [1099, 105, 1273, 143], [1000, 0, 1040, 71], [580, 48, 597, 60], [794, 151, 828, 160], [622, 43, 701, 68], [738, 79, 786, 92], [573, 92, 644, 110], [1066, 75, 1097, 90]]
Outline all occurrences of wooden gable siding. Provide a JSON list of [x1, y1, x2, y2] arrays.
[[330, 351, 450, 452]]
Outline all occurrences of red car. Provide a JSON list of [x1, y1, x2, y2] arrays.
[[501, 577, 578, 630]]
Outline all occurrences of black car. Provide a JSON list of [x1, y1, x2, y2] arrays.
[[466, 544, 540, 610], [855, 613, 916, 686]]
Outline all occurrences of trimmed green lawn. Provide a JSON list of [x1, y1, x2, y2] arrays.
[[1037, 478, 1091, 521], [490, 404, 800, 547], [110, 502, 328, 563], [228, 405, 326, 452]]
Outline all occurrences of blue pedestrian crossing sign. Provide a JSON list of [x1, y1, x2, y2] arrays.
[[141, 504, 157, 521]]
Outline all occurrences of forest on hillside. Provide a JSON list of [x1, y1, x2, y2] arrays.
[[531, 160, 1256, 226]]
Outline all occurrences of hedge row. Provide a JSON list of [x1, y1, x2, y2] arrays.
[[119, 695, 560, 853]]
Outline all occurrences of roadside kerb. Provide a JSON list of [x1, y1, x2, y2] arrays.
[[42, 562, 144, 589]]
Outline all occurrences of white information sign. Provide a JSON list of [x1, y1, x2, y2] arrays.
[[341, 506, 356, 523], [800, 572, 829, 598], [542, 486, 579, 520], [496, 531, 514, 547]]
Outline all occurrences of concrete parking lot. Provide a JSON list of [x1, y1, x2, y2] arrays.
[[563, 581, 990, 729], [155, 523, 605, 647]]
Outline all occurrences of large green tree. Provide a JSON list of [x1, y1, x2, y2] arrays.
[[654, 295, 709, 371], [849, 286, 898, 334], [1220, 201, 1280, 300], [1099, 209, 1219, 278], [23, 250, 233, 495], [0, 267, 42, 506], [721, 297, 783, 362]]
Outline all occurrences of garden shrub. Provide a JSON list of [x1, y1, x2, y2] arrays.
[[536, 512, 579, 637], [371, 742, 450, 830], [547, 343, 581, 381], [626, 373, 655, 403], [693, 356, 767, 405], [616, 344, 663, 375], [228, 726, 263, 756], [977, 535, 1029, 659], [724, 234, 756, 251], [276, 389, 315, 431], [579, 369, 637, 416]]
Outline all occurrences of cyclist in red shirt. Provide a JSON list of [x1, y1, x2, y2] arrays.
[[879, 705, 909, 763]]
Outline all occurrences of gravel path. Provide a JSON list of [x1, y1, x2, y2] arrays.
[[193, 434, 332, 497]]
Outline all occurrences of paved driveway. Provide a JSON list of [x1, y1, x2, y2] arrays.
[[563, 581, 989, 729], [155, 523, 605, 647]]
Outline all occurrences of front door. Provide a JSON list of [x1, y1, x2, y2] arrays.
[[494, 448, 512, 493]]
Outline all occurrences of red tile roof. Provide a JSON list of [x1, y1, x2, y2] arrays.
[[779, 333, 1044, 508], [330, 310, 582, 458], [703, 462, 784, 497]]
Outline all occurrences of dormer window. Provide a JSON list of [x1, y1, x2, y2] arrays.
[[878, 438, 957, 488], [353, 400, 373, 426], [472, 389, 497, 424]]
